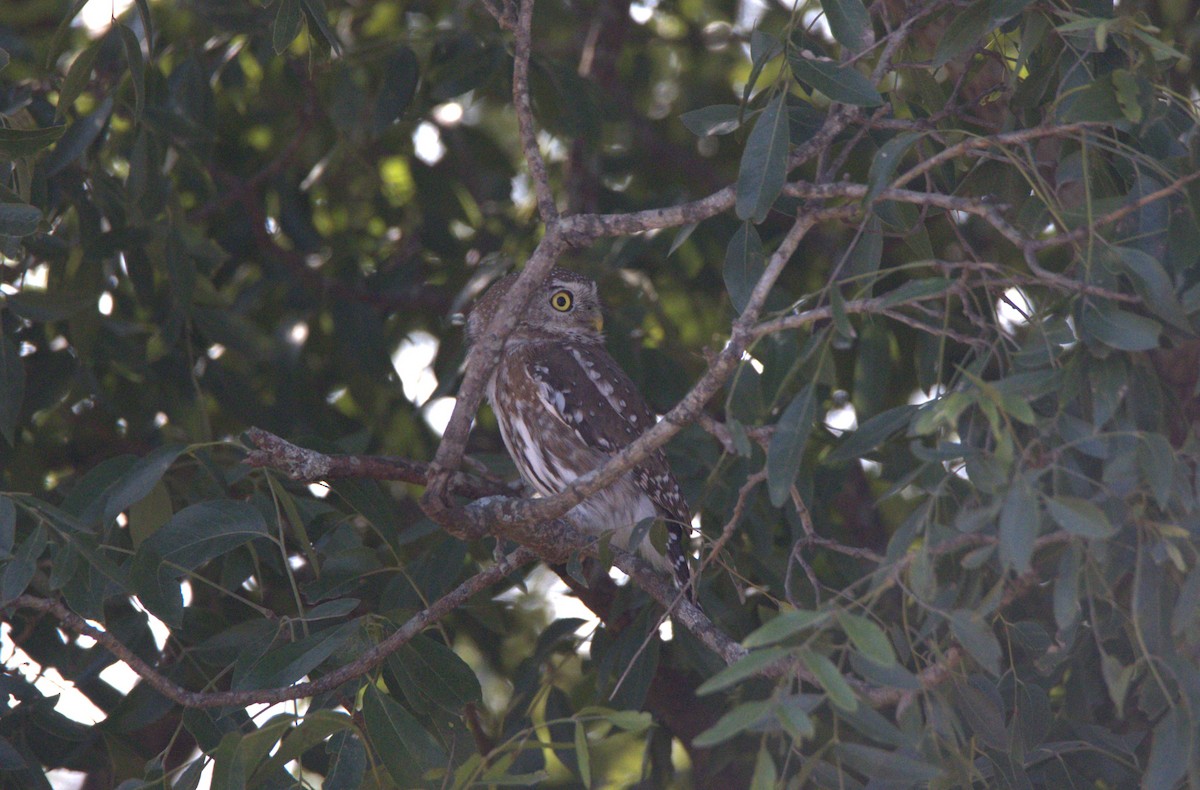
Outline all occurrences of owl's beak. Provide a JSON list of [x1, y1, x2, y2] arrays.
[[592, 314, 604, 332]]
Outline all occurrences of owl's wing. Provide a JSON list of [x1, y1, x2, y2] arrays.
[[526, 342, 690, 526]]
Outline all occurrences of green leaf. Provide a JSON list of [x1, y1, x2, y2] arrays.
[[362, 685, 446, 786], [775, 695, 815, 741], [299, 0, 343, 54], [1144, 707, 1189, 790], [998, 478, 1038, 573], [948, 610, 1001, 675], [934, 0, 1034, 67], [0, 202, 39, 237], [878, 277, 951, 308], [234, 620, 359, 690], [724, 222, 765, 314], [864, 132, 921, 205], [1137, 433, 1175, 509], [58, 39, 103, 119], [324, 731, 367, 790], [0, 558, 34, 607], [574, 720, 591, 787], [767, 383, 817, 507], [830, 287, 855, 340], [130, 545, 184, 627], [788, 55, 882, 106], [0, 337, 25, 444], [1111, 69, 1143, 123], [385, 633, 482, 712], [0, 496, 14, 556], [692, 699, 775, 747], [117, 24, 144, 122], [834, 743, 942, 782], [696, 647, 790, 695], [273, 0, 304, 54], [825, 404, 917, 463], [43, 96, 113, 176], [97, 444, 187, 527], [373, 45, 420, 133], [0, 126, 67, 159], [823, 0, 871, 51], [251, 711, 357, 784], [743, 609, 829, 648], [5, 291, 94, 321], [1045, 495, 1114, 539], [1054, 544, 1081, 633], [837, 612, 896, 666], [798, 648, 857, 711], [145, 500, 270, 571], [750, 745, 777, 789], [735, 91, 790, 222], [1079, 301, 1161, 351], [680, 104, 741, 137], [0, 49, 8, 74], [1111, 247, 1192, 332]]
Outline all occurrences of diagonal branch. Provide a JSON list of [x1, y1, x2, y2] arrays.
[[4, 547, 536, 710]]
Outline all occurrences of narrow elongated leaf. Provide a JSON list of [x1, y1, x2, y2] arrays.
[[835, 743, 941, 782], [878, 277, 950, 308], [724, 222, 765, 314], [145, 500, 270, 571], [776, 695, 815, 741], [788, 55, 883, 106], [362, 685, 446, 786], [324, 731, 367, 790], [299, 0, 342, 55], [767, 384, 817, 506], [837, 612, 896, 666], [999, 479, 1039, 573], [385, 633, 482, 711], [1054, 544, 1081, 633], [743, 609, 829, 648], [1079, 302, 1161, 351], [1045, 495, 1114, 539], [0, 126, 66, 158], [0, 203, 40, 237], [697, 647, 790, 695], [43, 96, 113, 176], [1144, 707, 1188, 790], [57, 38, 104, 118], [96, 444, 187, 527], [825, 404, 917, 463], [948, 610, 1001, 675], [823, 0, 871, 51], [798, 648, 857, 711], [273, 0, 304, 54], [234, 620, 359, 690], [750, 746, 777, 789], [0, 338, 24, 444], [373, 46, 420, 132], [1113, 247, 1192, 332], [736, 92, 790, 222], [864, 132, 921, 205], [117, 24, 144, 122], [692, 699, 774, 747], [680, 104, 741, 137], [0, 496, 14, 556]]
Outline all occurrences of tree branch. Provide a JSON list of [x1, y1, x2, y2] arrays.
[[3, 548, 536, 709]]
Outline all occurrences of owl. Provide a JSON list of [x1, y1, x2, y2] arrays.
[[467, 268, 693, 598]]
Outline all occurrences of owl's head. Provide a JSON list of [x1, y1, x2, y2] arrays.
[[467, 267, 604, 344]]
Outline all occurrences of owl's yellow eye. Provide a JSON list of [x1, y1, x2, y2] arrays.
[[550, 290, 574, 312]]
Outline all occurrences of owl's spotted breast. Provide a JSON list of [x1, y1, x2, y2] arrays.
[[471, 270, 694, 599]]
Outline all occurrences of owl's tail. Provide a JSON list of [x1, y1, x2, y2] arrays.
[[665, 521, 696, 605]]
